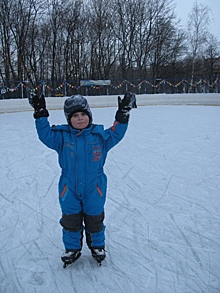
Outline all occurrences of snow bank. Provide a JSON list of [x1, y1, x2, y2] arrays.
[[0, 93, 220, 113]]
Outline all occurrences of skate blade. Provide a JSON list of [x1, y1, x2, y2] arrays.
[[92, 256, 104, 266]]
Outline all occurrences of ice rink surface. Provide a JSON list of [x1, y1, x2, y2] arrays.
[[0, 94, 220, 293]]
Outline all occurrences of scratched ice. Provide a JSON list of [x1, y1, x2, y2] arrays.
[[0, 94, 220, 293]]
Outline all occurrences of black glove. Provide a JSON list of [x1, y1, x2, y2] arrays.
[[115, 92, 135, 123], [28, 93, 49, 119]]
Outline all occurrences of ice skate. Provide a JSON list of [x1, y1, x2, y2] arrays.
[[61, 250, 81, 268], [91, 248, 106, 266]]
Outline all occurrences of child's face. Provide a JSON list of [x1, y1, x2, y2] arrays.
[[70, 111, 90, 129]]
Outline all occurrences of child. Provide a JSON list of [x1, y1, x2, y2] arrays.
[[29, 93, 134, 267]]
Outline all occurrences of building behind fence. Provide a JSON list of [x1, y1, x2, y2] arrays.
[[0, 77, 219, 99]]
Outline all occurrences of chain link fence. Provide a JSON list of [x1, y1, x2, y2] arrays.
[[0, 78, 219, 99]]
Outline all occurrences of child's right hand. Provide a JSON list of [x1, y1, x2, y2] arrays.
[[28, 93, 49, 118]]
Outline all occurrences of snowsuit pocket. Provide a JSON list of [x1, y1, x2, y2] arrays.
[[96, 184, 103, 197], [60, 184, 68, 201]]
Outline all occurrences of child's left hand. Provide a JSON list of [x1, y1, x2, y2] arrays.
[[115, 92, 135, 124], [118, 92, 135, 112]]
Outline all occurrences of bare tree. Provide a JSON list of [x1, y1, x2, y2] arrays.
[[0, 0, 15, 81], [187, 1, 211, 90], [61, 1, 85, 81], [1, 0, 219, 97], [84, 0, 116, 79], [110, 0, 143, 79], [203, 34, 220, 86], [0, 0, 47, 85], [46, 0, 65, 84]]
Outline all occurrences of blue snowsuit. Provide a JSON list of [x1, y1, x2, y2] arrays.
[[35, 117, 128, 251]]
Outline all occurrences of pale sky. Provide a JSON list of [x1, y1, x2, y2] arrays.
[[175, 0, 220, 41]]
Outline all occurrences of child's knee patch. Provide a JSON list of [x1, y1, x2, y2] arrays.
[[60, 212, 83, 232], [84, 212, 104, 233]]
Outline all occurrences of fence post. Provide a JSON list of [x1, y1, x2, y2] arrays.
[[64, 81, 67, 96], [42, 81, 45, 96], [183, 80, 186, 93], [21, 82, 24, 98]]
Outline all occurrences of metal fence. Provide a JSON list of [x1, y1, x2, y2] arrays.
[[0, 77, 219, 99]]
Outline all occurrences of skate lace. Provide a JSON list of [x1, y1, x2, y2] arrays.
[[93, 248, 105, 256]]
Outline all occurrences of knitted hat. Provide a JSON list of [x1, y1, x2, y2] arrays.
[[64, 95, 93, 125]]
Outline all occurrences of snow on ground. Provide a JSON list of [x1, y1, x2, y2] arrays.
[[1, 93, 220, 113], [0, 94, 220, 293]]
